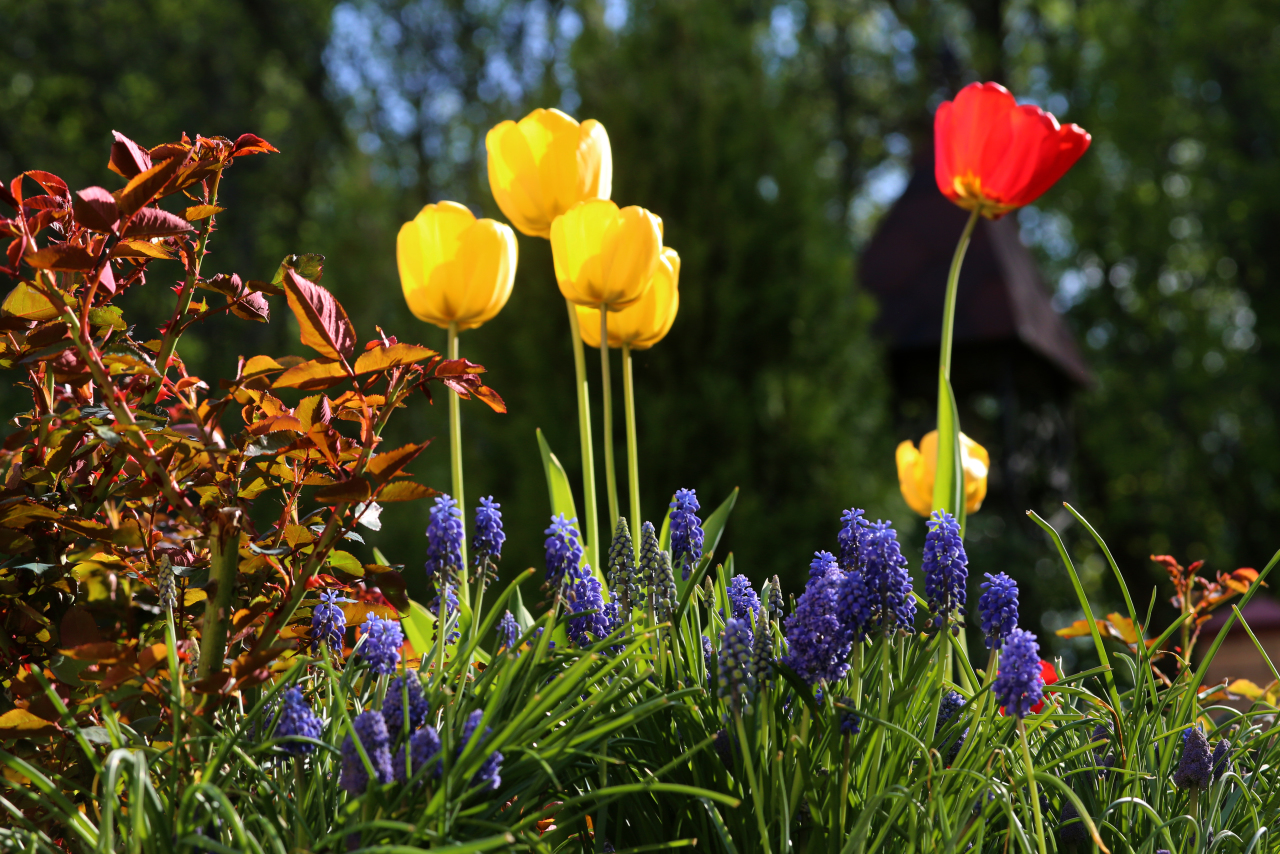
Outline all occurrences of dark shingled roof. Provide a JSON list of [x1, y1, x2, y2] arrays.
[[860, 166, 1092, 388]]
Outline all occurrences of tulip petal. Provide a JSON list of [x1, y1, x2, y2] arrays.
[[486, 120, 547, 237], [599, 206, 661, 308]]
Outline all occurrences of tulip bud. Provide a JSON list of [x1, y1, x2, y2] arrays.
[[577, 247, 681, 349], [485, 108, 612, 238], [396, 201, 516, 331], [895, 430, 989, 517]]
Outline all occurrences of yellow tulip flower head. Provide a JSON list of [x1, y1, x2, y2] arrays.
[[396, 201, 517, 331], [485, 108, 613, 238], [578, 247, 680, 350], [551, 199, 663, 311], [895, 430, 990, 517]]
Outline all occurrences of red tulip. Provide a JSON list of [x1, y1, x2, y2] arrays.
[[934, 82, 1091, 219]]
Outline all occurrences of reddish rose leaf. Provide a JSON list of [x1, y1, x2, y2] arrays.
[[230, 291, 271, 324], [115, 156, 185, 217], [473, 383, 507, 414], [315, 477, 372, 503], [73, 187, 120, 232], [25, 244, 96, 271], [110, 239, 172, 260], [231, 133, 280, 157], [296, 394, 332, 430], [121, 207, 193, 238], [0, 182, 17, 210], [377, 481, 436, 502], [434, 357, 487, 376], [109, 131, 153, 179], [24, 170, 69, 200], [282, 268, 356, 362], [272, 357, 351, 391], [366, 442, 429, 483], [0, 708, 61, 739], [353, 342, 438, 375], [184, 204, 224, 222]]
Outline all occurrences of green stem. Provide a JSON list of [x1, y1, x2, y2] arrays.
[[600, 308, 620, 531], [939, 210, 979, 381], [735, 712, 774, 854], [622, 343, 641, 558], [196, 517, 239, 688], [447, 322, 470, 608], [566, 300, 600, 572], [1018, 720, 1048, 854], [596, 740, 609, 854], [932, 208, 980, 517]]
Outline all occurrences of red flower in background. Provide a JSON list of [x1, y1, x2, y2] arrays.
[[934, 82, 1091, 218], [1000, 659, 1060, 716]]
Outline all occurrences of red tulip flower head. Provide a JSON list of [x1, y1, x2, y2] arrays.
[[934, 82, 1091, 219]]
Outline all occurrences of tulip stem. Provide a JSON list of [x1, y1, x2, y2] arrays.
[[622, 343, 641, 556], [566, 300, 600, 573], [447, 322, 469, 607], [939, 210, 979, 381], [933, 208, 979, 520], [600, 307, 620, 532]]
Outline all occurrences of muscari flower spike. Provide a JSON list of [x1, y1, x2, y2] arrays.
[[669, 488, 705, 581], [922, 509, 967, 632], [566, 572, 612, 648], [652, 550, 678, 623], [606, 516, 640, 611], [638, 520, 660, 594], [311, 590, 348, 653], [1174, 725, 1213, 789], [156, 555, 177, 612], [719, 617, 755, 714], [936, 689, 968, 762], [393, 725, 442, 784], [862, 520, 917, 635], [496, 610, 520, 653], [784, 556, 853, 685], [1059, 801, 1087, 846], [459, 709, 503, 791], [383, 675, 430, 735], [471, 496, 505, 563], [358, 612, 404, 676], [424, 494, 464, 583], [978, 572, 1019, 649], [1212, 737, 1232, 782], [341, 711, 394, 794], [768, 574, 784, 617], [992, 628, 1044, 719], [751, 614, 773, 684], [272, 688, 323, 756], [544, 514, 584, 590], [432, 582, 460, 644], [838, 508, 870, 572], [810, 550, 837, 581], [702, 634, 714, 674], [725, 574, 762, 622], [834, 696, 860, 736]]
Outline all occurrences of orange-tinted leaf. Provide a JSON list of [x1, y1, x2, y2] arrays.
[[1055, 618, 1112, 640], [242, 355, 287, 380], [137, 643, 170, 673], [230, 291, 270, 323], [1227, 679, 1268, 700], [231, 134, 280, 157], [24, 170, 68, 200], [297, 395, 331, 430], [73, 187, 120, 232], [367, 442, 428, 482], [273, 358, 351, 391], [353, 342, 437, 375], [184, 205, 225, 221], [282, 268, 355, 361], [474, 383, 507, 414], [1, 282, 60, 321], [344, 601, 397, 625], [0, 708, 60, 738], [1105, 613, 1142, 645], [315, 477, 372, 503], [121, 207, 193, 238], [108, 131, 152, 179], [110, 239, 172, 260], [248, 415, 305, 435], [115, 156, 184, 216], [25, 244, 95, 271], [62, 642, 129, 662], [377, 480, 436, 502]]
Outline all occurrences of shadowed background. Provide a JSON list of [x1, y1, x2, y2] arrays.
[[4, 0, 1279, 668]]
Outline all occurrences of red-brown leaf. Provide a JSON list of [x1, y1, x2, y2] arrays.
[[473, 383, 507, 414], [73, 187, 119, 232], [273, 357, 351, 391], [366, 442, 429, 483], [109, 131, 153, 178], [353, 342, 438, 375], [231, 133, 280, 157], [115, 156, 185, 217], [25, 244, 96, 271], [230, 291, 271, 323], [377, 481, 436, 502], [24, 170, 68, 200], [315, 477, 372, 503], [121, 207, 193, 238], [282, 268, 356, 361]]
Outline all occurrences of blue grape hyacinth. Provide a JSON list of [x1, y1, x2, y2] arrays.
[[272, 688, 323, 756], [862, 520, 917, 635], [1174, 725, 1213, 789], [471, 496, 505, 562], [718, 617, 755, 714], [566, 572, 612, 647], [837, 508, 870, 572], [783, 559, 853, 685], [341, 711, 393, 794], [459, 709, 503, 791], [725, 574, 762, 622], [978, 572, 1019, 649], [544, 514, 584, 590], [393, 725, 442, 784], [311, 590, 348, 653], [809, 550, 837, 581], [606, 517, 640, 611], [424, 494, 464, 583], [496, 610, 521, 653], [922, 510, 967, 632], [670, 488, 705, 581], [992, 628, 1044, 719], [1212, 737, 1232, 782], [382, 675, 430, 735], [358, 612, 404, 676]]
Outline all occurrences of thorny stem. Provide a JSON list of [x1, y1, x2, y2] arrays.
[[196, 516, 241, 692], [566, 300, 600, 572]]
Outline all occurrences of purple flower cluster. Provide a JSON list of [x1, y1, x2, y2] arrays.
[[725, 574, 761, 622], [783, 559, 853, 685], [358, 613, 404, 676], [719, 617, 754, 713], [393, 725, 442, 784], [272, 688, 323, 756], [424, 494, 464, 582], [978, 572, 1019, 649], [669, 488, 705, 581], [810, 550, 837, 581], [861, 521, 917, 634], [992, 628, 1044, 719], [1174, 725, 1213, 789], [837, 508, 869, 572], [471, 496, 505, 562], [311, 590, 348, 653], [459, 710, 503, 791], [383, 675, 430, 735], [922, 510, 967, 632], [545, 514, 584, 590], [1212, 737, 1232, 782], [566, 572, 612, 647], [341, 711, 394, 794], [834, 697, 860, 735], [702, 634, 715, 673], [432, 583, 460, 644], [496, 610, 521, 652]]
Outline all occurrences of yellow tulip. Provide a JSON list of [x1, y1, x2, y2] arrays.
[[551, 200, 663, 310], [396, 202, 517, 331], [577, 248, 680, 350], [485, 108, 613, 238], [895, 430, 990, 517]]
